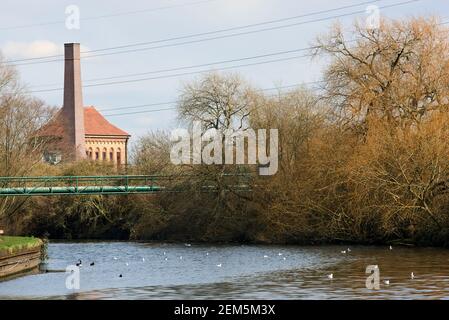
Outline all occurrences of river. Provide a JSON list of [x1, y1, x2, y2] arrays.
[[0, 242, 448, 299]]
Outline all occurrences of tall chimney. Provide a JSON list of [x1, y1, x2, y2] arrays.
[[62, 43, 86, 160]]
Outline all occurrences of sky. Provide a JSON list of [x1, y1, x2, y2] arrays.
[[0, 0, 447, 140]]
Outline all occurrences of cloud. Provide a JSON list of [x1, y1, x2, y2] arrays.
[[1, 40, 89, 59]]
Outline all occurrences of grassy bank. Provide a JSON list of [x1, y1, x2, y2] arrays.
[[0, 236, 42, 256]]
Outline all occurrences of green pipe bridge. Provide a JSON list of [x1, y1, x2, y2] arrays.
[[0, 174, 250, 197], [0, 175, 165, 196]]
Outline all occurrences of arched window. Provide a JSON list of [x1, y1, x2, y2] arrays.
[[110, 148, 114, 162], [102, 148, 107, 161], [117, 148, 122, 165]]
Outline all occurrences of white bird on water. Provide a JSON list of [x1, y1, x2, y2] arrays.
[[278, 253, 283, 256], [125, 262, 129, 266], [113, 257, 118, 260], [179, 256, 183, 260], [216, 264, 222, 268], [263, 255, 269, 258], [389, 245, 393, 250], [384, 280, 390, 285], [341, 250, 346, 254], [327, 273, 333, 280], [411, 272, 415, 279], [347, 248, 351, 252], [283, 257, 286, 261], [185, 243, 192, 247]]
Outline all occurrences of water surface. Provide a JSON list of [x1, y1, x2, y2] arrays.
[[0, 242, 448, 299]]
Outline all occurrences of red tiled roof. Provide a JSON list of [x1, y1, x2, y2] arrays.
[[84, 106, 129, 136], [36, 106, 129, 137], [35, 110, 67, 138]]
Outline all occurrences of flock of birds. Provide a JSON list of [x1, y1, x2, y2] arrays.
[[73, 243, 229, 278], [71, 243, 293, 278], [72, 243, 414, 286], [326, 245, 416, 286]]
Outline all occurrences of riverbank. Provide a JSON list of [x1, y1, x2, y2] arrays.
[[0, 236, 43, 280]]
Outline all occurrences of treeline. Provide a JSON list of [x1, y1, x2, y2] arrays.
[[3, 17, 449, 245]]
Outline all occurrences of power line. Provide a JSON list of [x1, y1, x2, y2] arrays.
[[32, 48, 316, 89], [83, 0, 386, 54], [102, 101, 178, 112], [100, 82, 320, 113], [0, 0, 222, 32], [83, 0, 421, 59], [102, 81, 324, 116], [29, 5, 445, 91], [5, 0, 410, 66], [104, 106, 177, 117], [18, 0, 424, 91], [27, 53, 318, 93], [4, 0, 383, 63]]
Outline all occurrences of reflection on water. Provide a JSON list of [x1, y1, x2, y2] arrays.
[[0, 242, 448, 300]]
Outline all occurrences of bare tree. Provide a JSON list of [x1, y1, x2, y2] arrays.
[[178, 72, 254, 131], [0, 53, 54, 219], [314, 17, 449, 129], [131, 131, 174, 175]]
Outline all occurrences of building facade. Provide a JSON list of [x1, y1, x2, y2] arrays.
[[37, 43, 130, 165], [84, 106, 129, 164]]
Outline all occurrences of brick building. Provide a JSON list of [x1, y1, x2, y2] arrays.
[[37, 43, 130, 165]]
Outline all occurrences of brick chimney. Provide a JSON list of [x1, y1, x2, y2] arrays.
[[61, 43, 86, 160]]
